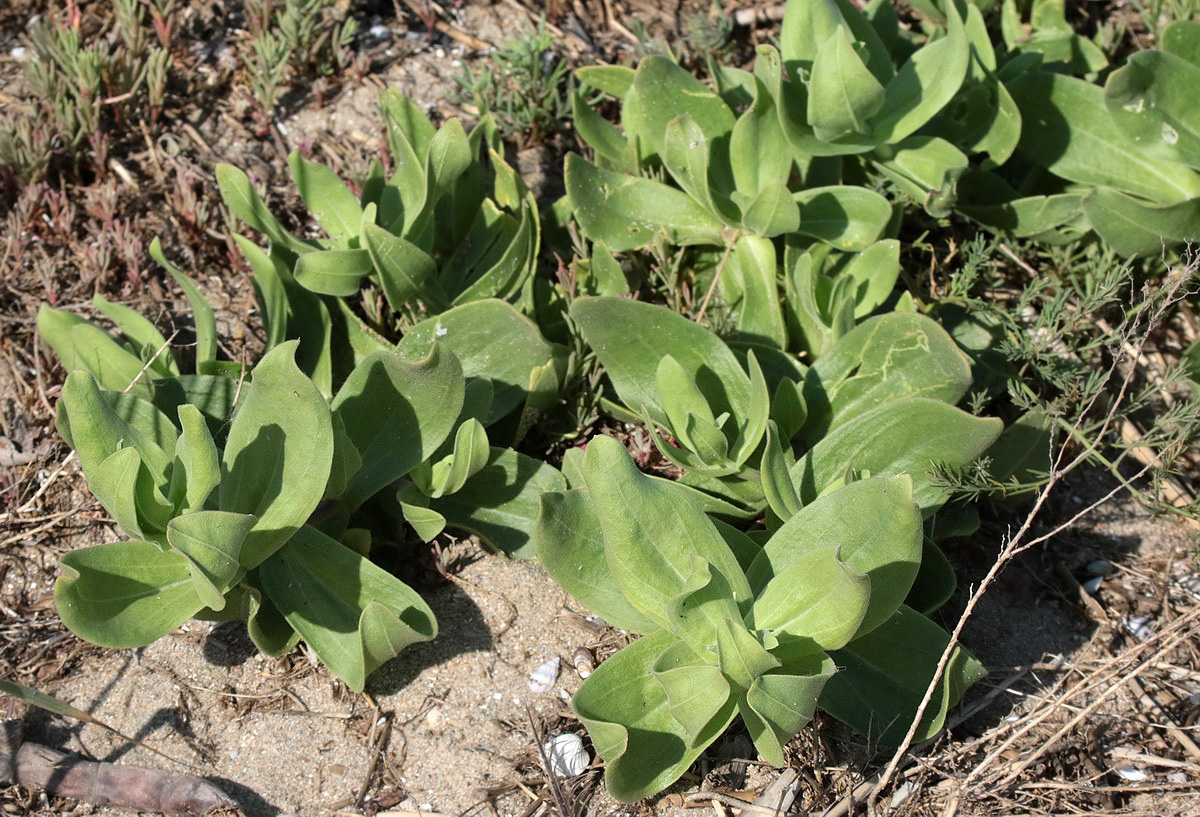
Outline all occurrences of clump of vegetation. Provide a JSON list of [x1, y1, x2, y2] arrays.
[[13, 0, 1200, 813], [452, 19, 573, 148]]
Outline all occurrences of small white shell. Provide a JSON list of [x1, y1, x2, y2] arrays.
[[545, 732, 590, 777], [528, 657, 560, 693], [1115, 766, 1149, 782]]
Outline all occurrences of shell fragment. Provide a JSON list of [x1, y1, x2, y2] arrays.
[[545, 732, 590, 777]]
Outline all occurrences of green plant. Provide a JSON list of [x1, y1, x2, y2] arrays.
[[213, 91, 567, 438], [37, 248, 565, 688], [452, 19, 573, 147], [535, 437, 985, 801]]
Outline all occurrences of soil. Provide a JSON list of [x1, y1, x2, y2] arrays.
[[2, 1, 1199, 816]]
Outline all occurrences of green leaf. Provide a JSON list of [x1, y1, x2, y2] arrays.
[[1162, 20, 1200, 68], [622, 56, 736, 159], [1106, 50, 1200, 170], [730, 77, 793, 198], [808, 26, 886, 141], [429, 447, 567, 558], [396, 300, 562, 425], [794, 186, 892, 250], [400, 500, 447, 542], [572, 90, 629, 166], [88, 447, 167, 540], [871, 136, 968, 219], [259, 525, 437, 692], [652, 639, 733, 734], [362, 223, 438, 309], [38, 306, 150, 396], [871, 0, 969, 143], [792, 398, 1002, 514], [580, 241, 629, 297], [56, 541, 206, 648], [294, 248, 373, 297], [579, 437, 751, 653], [426, 118, 472, 198], [58, 370, 173, 484], [750, 476, 921, 638], [577, 64, 636, 98], [535, 488, 661, 632], [736, 179, 802, 238], [219, 342, 333, 568], [1009, 71, 1200, 204], [166, 511, 256, 610], [216, 164, 310, 255], [761, 422, 802, 521], [1082, 189, 1200, 257], [752, 545, 870, 659], [571, 296, 751, 429], [149, 239, 218, 367], [91, 295, 178, 377], [429, 418, 490, 498], [331, 344, 464, 508], [380, 89, 436, 160], [661, 114, 726, 219], [288, 150, 362, 242], [566, 154, 726, 252], [572, 629, 739, 802], [801, 312, 973, 443], [821, 605, 985, 745], [839, 239, 900, 318], [721, 236, 787, 350], [168, 404, 220, 513], [740, 656, 836, 765]]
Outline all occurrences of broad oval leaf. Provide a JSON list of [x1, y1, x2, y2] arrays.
[[740, 655, 836, 766], [534, 488, 661, 632], [791, 397, 1002, 514], [801, 312, 973, 443], [396, 299, 562, 425], [1009, 71, 1200, 204], [56, 541, 206, 648], [330, 344, 464, 509], [428, 446, 567, 558], [219, 342, 333, 568], [579, 436, 751, 653], [288, 150, 362, 242], [570, 296, 751, 428], [572, 629, 738, 802], [749, 476, 921, 638], [166, 510, 256, 610], [259, 525, 437, 692], [294, 248, 373, 297], [794, 186, 892, 251], [821, 605, 985, 745], [751, 545, 871, 658], [566, 154, 726, 252]]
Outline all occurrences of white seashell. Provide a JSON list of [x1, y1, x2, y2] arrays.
[[1123, 615, 1153, 641], [1115, 766, 1148, 782], [545, 732, 590, 777], [528, 657, 560, 693]]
